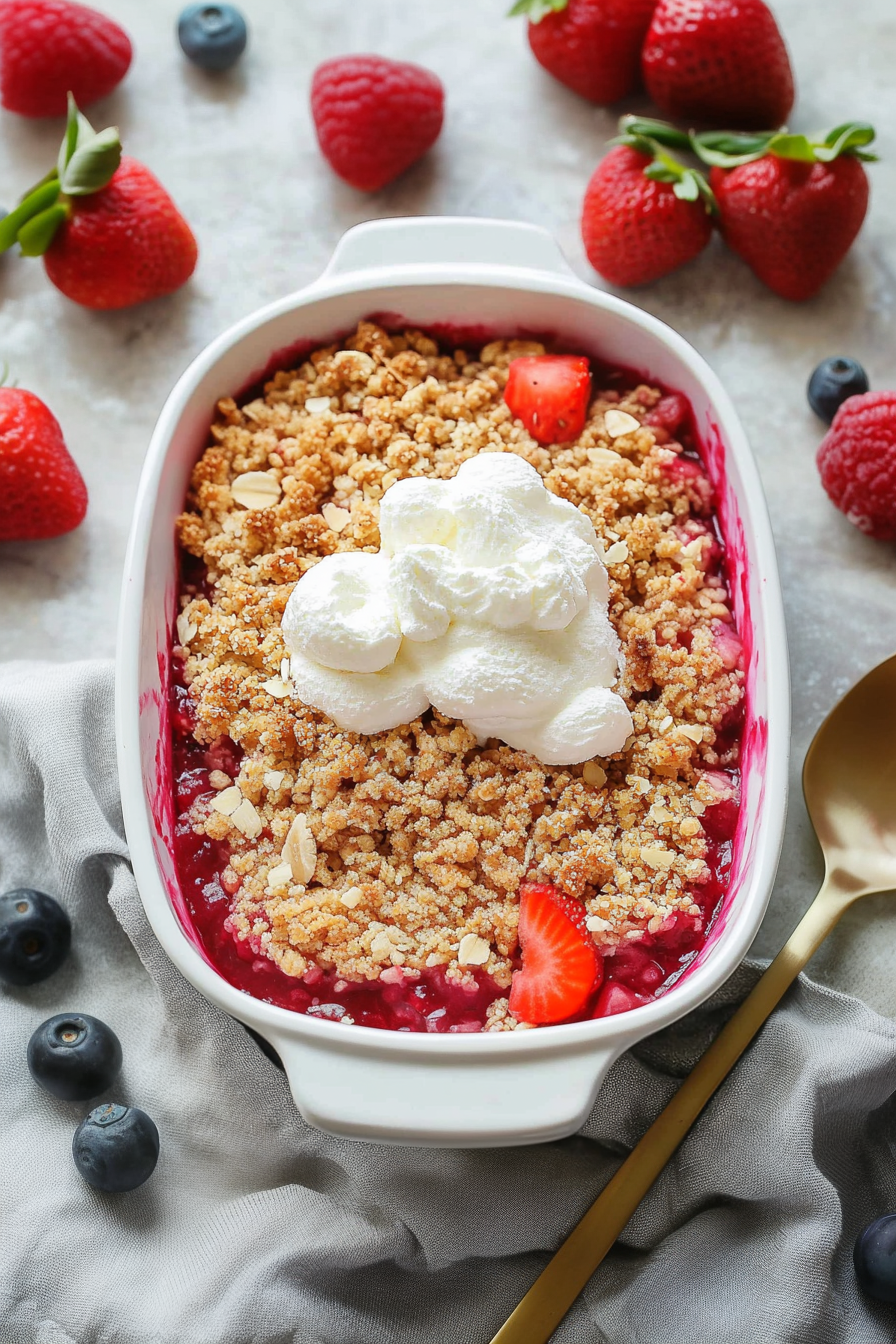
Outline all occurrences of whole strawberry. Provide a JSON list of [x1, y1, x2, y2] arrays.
[[581, 133, 714, 287], [0, 388, 87, 541], [700, 123, 875, 302], [817, 393, 896, 541], [0, 0, 131, 118], [311, 55, 444, 192], [642, 0, 794, 131], [0, 96, 198, 309], [510, 0, 657, 105]]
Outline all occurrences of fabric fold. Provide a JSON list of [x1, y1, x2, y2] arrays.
[[1, 660, 894, 1344]]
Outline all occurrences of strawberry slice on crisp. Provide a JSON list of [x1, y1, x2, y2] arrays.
[[509, 881, 602, 1025], [504, 355, 591, 446]]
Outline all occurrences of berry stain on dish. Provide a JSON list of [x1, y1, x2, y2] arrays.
[[169, 324, 744, 1033]]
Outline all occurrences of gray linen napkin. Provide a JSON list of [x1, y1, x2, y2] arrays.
[[2, 660, 896, 1344]]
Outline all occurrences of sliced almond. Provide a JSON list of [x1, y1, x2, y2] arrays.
[[586, 914, 610, 932], [305, 396, 331, 414], [457, 933, 490, 966], [176, 611, 197, 645], [230, 798, 263, 839], [261, 677, 292, 699], [658, 715, 674, 733], [339, 886, 363, 910], [587, 447, 622, 467], [266, 861, 294, 891], [679, 724, 704, 743], [603, 540, 629, 566], [604, 409, 641, 440], [583, 761, 607, 788], [263, 770, 286, 791], [231, 472, 282, 511], [321, 502, 351, 533], [641, 845, 675, 869], [283, 813, 317, 884], [648, 803, 674, 824], [211, 786, 242, 817], [280, 656, 291, 681]]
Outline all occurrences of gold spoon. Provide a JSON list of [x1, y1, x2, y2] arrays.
[[491, 652, 896, 1344]]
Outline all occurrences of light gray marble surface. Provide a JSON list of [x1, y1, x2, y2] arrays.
[[1, 0, 894, 1009]]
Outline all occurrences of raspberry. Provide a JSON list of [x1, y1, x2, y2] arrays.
[[310, 55, 444, 192], [0, 0, 132, 119], [816, 392, 896, 541]]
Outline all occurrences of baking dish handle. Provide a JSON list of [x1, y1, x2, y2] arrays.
[[321, 216, 576, 280], [264, 1031, 621, 1147]]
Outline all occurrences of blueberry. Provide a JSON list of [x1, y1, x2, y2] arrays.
[[73, 1103, 159, 1193], [855, 1214, 896, 1303], [27, 1013, 122, 1101], [178, 4, 247, 72], [808, 357, 870, 424], [0, 889, 71, 986]]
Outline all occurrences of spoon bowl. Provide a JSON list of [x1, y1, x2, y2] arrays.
[[804, 652, 896, 901]]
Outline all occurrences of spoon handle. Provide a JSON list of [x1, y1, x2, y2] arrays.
[[489, 879, 850, 1344]]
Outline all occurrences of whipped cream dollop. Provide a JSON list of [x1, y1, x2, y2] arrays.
[[281, 453, 633, 765]]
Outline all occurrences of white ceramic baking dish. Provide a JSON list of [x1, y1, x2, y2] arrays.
[[117, 216, 789, 1148]]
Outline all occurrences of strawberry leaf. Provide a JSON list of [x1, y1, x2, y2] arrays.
[[507, 0, 568, 19], [17, 203, 68, 257], [56, 92, 96, 180], [815, 121, 878, 163], [60, 125, 121, 196], [0, 178, 61, 253], [618, 116, 691, 152], [638, 144, 717, 214], [672, 172, 700, 202], [691, 130, 776, 168], [765, 132, 816, 162]]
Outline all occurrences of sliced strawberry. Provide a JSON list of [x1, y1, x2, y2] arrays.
[[504, 355, 591, 446], [509, 881, 602, 1025], [592, 982, 650, 1018]]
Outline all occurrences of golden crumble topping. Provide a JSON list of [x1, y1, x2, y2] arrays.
[[174, 322, 743, 1020]]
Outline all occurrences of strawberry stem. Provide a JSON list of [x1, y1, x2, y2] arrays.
[[507, 0, 568, 20], [611, 117, 718, 215], [0, 95, 122, 258], [691, 122, 878, 168], [18, 204, 71, 258], [0, 179, 61, 253]]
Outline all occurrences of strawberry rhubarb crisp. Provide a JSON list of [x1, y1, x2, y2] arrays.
[[171, 321, 744, 1032]]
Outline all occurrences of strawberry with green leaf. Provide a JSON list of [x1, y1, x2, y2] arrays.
[[581, 118, 714, 287], [0, 95, 198, 310], [694, 123, 877, 301], [509, 0, 657, 106]]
